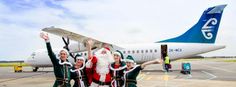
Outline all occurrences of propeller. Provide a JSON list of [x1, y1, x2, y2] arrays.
[[62, 37, 69, 50], [62, 37, 76, 62]]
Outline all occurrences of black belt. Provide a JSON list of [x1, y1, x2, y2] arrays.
[[112, 77, 122, 81], [126, 79, 137, 84], [93, 78, 111, 85], [56, 77, 69, 84]]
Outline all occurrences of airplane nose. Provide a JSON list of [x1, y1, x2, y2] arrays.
[[25, 52, 36, 66], [24, 56, 32, 66]]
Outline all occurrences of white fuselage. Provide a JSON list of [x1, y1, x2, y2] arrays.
[[25, 43, 225, 67]]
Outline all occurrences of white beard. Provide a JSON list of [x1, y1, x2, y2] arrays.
[[96, 52, 114, 75], [95, 48, 114, 81]]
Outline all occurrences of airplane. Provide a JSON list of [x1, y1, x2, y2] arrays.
[[25, 4, 226, 72]]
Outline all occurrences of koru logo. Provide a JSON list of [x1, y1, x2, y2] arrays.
[[201, 18, 217, 39]]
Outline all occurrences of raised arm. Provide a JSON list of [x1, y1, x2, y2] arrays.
[[40, 32, 58, 66], [85, 39, 95, 68], [86, 39, 94, 60], [141, 58, 162, 69]]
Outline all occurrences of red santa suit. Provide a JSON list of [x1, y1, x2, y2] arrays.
[[86, 48, 114, 87]]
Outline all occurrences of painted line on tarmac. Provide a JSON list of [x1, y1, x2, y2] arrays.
[[0, 72, 49, 83], [137, 73, 146, 81], [201, 71, 217, 80], [137, 72, 152, 81], [175, 73, 192, 79], [196, 63, 236, 73], [163, 72, 169, 81], [164, 72, 169, 87], [186, 74, 192, 79], [145, 77, 152, 80]]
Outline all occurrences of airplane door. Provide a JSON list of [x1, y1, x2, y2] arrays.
[[161, 44, 167, 69], [161, 44, 168, 61]]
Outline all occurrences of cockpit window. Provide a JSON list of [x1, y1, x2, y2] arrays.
[[31, 52, 36, 59]]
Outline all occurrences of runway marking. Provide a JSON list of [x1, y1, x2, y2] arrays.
[[163, 72, 169, 87], [175, 74, 192, 79], [196, 63, 236, 73], [137, 73, 146, 81], [0, 72, 49, 83], [145, 77, 152, 80], [175, 75, 181, 79], [163, 75, 169, 81], [163, 72, 169, 81], [186, 74, 192, 79], [201, 71, 217, 80]]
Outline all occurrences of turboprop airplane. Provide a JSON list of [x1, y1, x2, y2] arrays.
[[25, 4, 226, 72]]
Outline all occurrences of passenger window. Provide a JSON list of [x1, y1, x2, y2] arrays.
[[137, 50, 139, 53], [84, 53, 87, 56], [123, 51, 126, 54], [150, 49, 152, 53], [128, 51, 130, 54], [141, 50, 144, 53], [132, 50, 135, 54], [154, 49, 157, 53], [146, 50, 148, 53]]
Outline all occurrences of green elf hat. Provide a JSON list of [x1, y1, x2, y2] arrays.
[[75, 54, 85, 61], [59, 48, 69, 58], [125, 55, 135, 63], [113, 50, 124, 59]]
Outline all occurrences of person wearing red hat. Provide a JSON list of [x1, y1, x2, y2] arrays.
[[86, 40, 114, 87]]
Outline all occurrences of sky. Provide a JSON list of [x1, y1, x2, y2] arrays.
[[0, 0, 235, 61]]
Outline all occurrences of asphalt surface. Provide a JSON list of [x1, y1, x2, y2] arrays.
[[0, 58, 236, 87]]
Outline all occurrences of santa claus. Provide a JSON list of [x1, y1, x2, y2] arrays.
[[86, 40, 114, 87]]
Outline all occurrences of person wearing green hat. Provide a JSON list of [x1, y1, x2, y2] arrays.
[[40, 32, 72, 87], [123, 55, 161, 87], [110, 50, 126, 87], [70, 55, 89, 87]]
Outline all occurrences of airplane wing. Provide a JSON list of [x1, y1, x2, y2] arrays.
[[42, 27, 123, 50]]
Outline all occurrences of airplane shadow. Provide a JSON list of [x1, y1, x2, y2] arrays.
[[21, 71, 53, 73], [142, 69, 205, 72]]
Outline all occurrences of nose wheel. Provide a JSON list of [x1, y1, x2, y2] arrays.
[[33, 67, 39, 72]]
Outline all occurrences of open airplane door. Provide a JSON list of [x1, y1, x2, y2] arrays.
[[161, 44, 168, 70], [161, 44, 167, 60]]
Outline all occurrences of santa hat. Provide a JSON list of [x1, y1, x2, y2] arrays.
[[125, 55, 135, 63], [102, 43, 111, 51], [104, 47, 110, 51], [95, 48, 111, 56]]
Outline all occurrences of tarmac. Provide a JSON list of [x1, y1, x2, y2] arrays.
[[0, 58, 236, 87]]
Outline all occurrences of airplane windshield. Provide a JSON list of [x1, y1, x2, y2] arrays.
[[31, 52, 36, 58]]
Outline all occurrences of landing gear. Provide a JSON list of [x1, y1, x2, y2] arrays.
[[33, 67, 39, 72]]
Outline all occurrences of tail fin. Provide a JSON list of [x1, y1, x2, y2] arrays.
[[158, 4, 227, 43]]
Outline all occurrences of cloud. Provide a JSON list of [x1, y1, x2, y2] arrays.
[[0, 0, 235, 60], [57, 0, 225, 43], [0, 0, 73, 59]]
